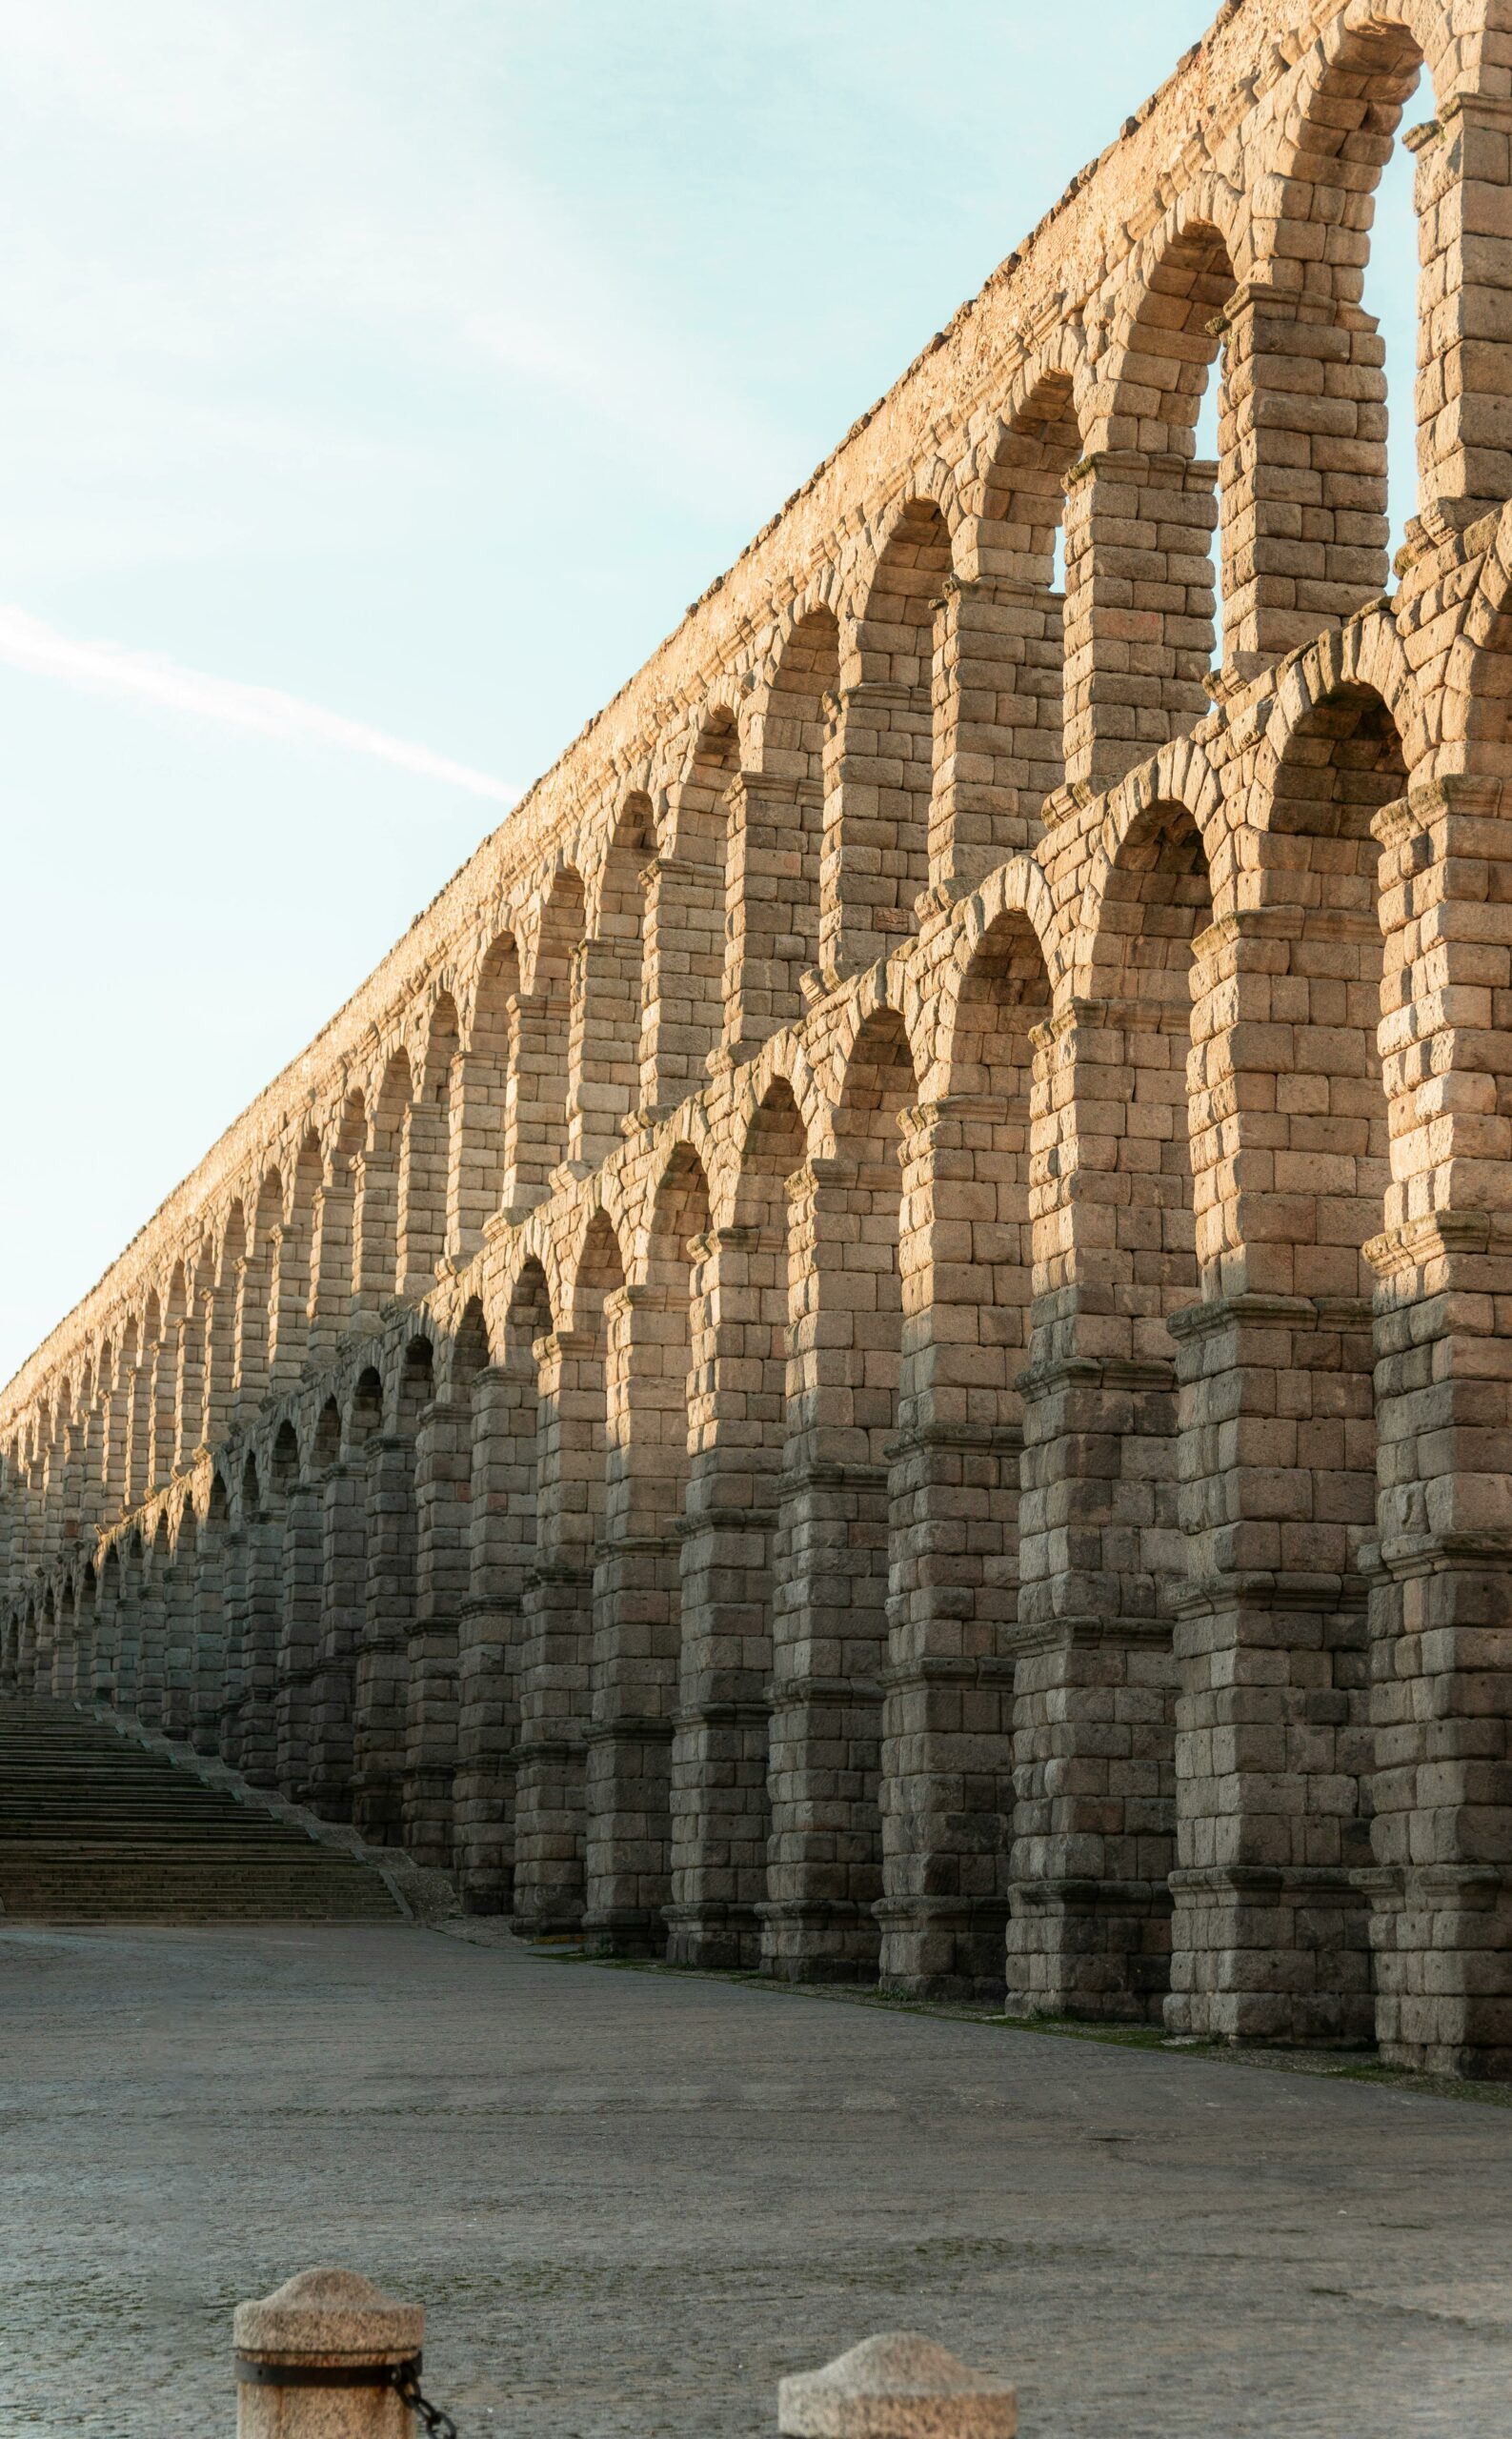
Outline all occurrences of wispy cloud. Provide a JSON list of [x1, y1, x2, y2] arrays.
[[0, 606, 519, 806]]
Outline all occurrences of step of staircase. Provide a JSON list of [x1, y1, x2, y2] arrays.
[[0, 1700, 401, 1923]]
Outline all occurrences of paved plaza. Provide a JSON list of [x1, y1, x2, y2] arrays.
[[3, 1924, 1511, 2438]]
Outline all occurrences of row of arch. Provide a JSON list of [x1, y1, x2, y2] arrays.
[[0, 7, 1481, 1552], [4, 645, 1439, 2032], [0, 10, 1473, 1551], [6, 1, 1512, 2064], [2, 564, 1440, 1567]]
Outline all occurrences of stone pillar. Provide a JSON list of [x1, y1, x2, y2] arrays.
[[306, 1176, 355, 1355], [1009, 1366, 1178, 2021], [1164, 901, 1379, 2043], [160, 1545, 198, 1740], [74, 1412, 101, 1550], [667, 1226, 780, 1971], [232, 1251, 272, 1418], [568, 936, 638, 1166], [15, 1604, 36, 1694], [3, 1462, 24, 1603], [33, 1594, 57, 1699], [449, 1044, 510, 1259], [402, 1397, 471, 1867], [25, 1452, 46, 1585], [1060, 450, 1217, 797], [188, 1522, 226, 1755], [1411, 95, 1512, 532], [147, 1329, 177, 1498], [81, 1407, 107, 1543], [397, 1099, 446, 1299], [500, 990, 557, 1213], [454, 1363, 530, 1913], [721, 773, 823, 1059], [14, 1460, 42, 1585], [583, 1522, 677, 1950], [200, 1287, 235, 1448], [1006, 1002, 1180, 2022], [63, 1583, 85, 1700], [353, 1435, 417, 1844], [1216, 284, 1387, 667], [267, 1223, 312, 1390], [123, 1352, 152, 1510], [239, 1502, 285, 1788], [764, 1159, 889, 1983], [100, 1374, 131, 1521], [97, 1563, 126, 1708], [0, 1483, 15, 1631], [639, 855, 720, 1113], [583, 1284, 683, 1957], [89, 1563, 120, 1707], [49, 1591, 71, 1702], [878, 1100, 1019, 2003], [173, 1304, 208, 1475], [1358, 778, 1512, 2075], [1364, 1214, 1512, 2076], [41, 1432, 71, 1582], [1166, 1294, 1374, 2046], [779, 2334, 1016, 2439], [513, 1329, 598, 1933], [307, 1461, 366, 1820], [276, 1481, 325, 1803], [133, 1553, 168, 1729], [350, 1154, 397, 1322], [71, 1577, 98, 1705], [233, 2267, 423, 2439], [31, 1597, 54, 1701], [820, 681, 932, 978], [217, 1526, 252, 1770], [928, 576, 1058, 898]]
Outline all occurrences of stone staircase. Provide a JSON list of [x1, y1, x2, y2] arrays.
[[0, 1701, 402, 1923]]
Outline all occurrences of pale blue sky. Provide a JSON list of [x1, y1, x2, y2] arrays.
[[2, 2, 1422, 1384]]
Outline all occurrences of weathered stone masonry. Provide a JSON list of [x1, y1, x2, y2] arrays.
[[6, 0, 1512, 2075]]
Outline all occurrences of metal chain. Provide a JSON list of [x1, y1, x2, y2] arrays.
[[392, 2355, 460, 2439]]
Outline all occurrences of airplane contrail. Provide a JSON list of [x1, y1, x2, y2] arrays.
[[0, 604, 520, 807]]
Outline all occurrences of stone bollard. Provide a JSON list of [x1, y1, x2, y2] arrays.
[[234, 2268, 425, 2437], [779, 2334, 1016, 2439]]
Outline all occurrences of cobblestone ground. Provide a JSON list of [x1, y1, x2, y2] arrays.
[[3, 1924, 1511, 2439]]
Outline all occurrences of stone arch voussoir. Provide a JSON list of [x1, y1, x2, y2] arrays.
[[933, 857, 1067, 1098], [743, 576, 846, 732], [1257, 613, 1432, 816], [587, 1160, 640, 1284], [1101, 173, 1251, 355], [645, 1101, 731, 1252], [563, 1196, 631, 1335], [845, 468, 964, 634], [496, 1226, 565, 1354], [168, 1484, 197, 1557], [964, 321, 1091, 519], [822, 969, 927, 1131], [736, 1027, 832, 1168], [1072, 732, 1227, 998]]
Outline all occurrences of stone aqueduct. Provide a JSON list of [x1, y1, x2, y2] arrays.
[[5, 0, 1512, 2074]]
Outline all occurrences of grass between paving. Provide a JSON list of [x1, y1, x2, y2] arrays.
[[433, 1915, 1512, 2112]]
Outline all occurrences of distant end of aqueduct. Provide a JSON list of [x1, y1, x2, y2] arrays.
[[7, 0, 1512, 2077]]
